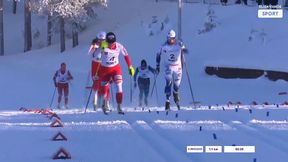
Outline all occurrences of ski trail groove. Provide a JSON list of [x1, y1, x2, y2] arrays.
[[126, 119, 194, 162], [229, 121, 288, 154]]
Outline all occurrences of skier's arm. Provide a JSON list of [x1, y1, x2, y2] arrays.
[[124, 55, 132, 68], [67, 71, 73, 80], [182, 48, 188, 54], [53, 71, 58, 87], [119, 45, 132, 67], [120, 44, 135, 76], [88, 38, 99, 55], [91, 38, 98, 45], [179, 41, 188, 54], [156, 50, 161, 74], [148, 65, 156, 74], [53, 71, 58, 81]]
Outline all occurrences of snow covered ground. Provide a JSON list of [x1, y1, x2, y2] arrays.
[[0, 0, 287, 161], [1, 106, 288, 162]]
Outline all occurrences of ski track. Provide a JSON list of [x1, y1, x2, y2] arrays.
[[226, 107, 288, 152], [248, 121, 288, 143], [148, 112, 239, 162], [126, 119, 194, 162], [229, 121, 288, 155], [148, 119, 203, 162], [1, 107, 288, 162]]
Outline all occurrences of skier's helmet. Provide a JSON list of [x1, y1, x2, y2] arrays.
[[106, 32, 116, 44], [97, 31, 106, 40], [167, 30, 176, 38], [141, 59, 147, 68], [167, 30, 176, 44]]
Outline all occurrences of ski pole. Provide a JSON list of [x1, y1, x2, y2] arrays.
[[154, 76, 159, 107], [182, 53, 196, 107], [83, 70, 91, 107], [130, 76, 133, 104], [150, 75, 157, 98], [110, 82, 115, 108], [85, 81, 95, 113], [84, 62, 101, 113], [49, 87, 57, 108]]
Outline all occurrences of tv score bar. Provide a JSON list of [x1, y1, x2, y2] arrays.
[[187, 146, 255, 153]]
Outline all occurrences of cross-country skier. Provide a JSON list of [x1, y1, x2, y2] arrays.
[[99, 32, 135, 114], [88, 31, 110, 110], [155, 29, 187, 111], [53, 62, 73, 109], [133, 59, 156, 107]]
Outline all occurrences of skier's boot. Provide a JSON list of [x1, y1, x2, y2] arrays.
[[165, 100, 170, 111], [101, 99, 109, 115], [106, 101, 112, 112], [173, 92, 180, 110], [93, 104, 97, 111], [117, 104, 124, 115]]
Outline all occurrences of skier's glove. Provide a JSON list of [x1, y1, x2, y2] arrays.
[[182, 48, 189, 54], [155, 66, 160, 75], [101, 41, 108, 50], [92, 75, 99, 81], [129, 66, 135, 76], [54, 82, 58, 87], [91, 38, 98, 45]]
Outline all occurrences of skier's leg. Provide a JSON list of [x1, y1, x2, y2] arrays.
[[95, 64, 102, 109], [97, 90, 102, 108], [144, 79, 150, 106], [99, 68, 111, 113], [165, 79, 172, 110], [106, 81, 111, 109], [93, 79, 100, 109], [64, 83, 69, 109], [144, 88, 149, 106], [138, 78, 144, 106], [164, 68, 173, 110], [100, 81, 109, 109], [112, 64, 124, 114], [172, 67, 182, 110], [93, 90, 98, 110], [164, 68, 173, 99], [114, 75, 124, 114], [91, 61, 96, 78], [57, 84, 63, 109], [139, 89, 143, 106]]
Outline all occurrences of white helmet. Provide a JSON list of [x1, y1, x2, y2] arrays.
[[97, 31, 106, 40], [167, 29, 176, 38]]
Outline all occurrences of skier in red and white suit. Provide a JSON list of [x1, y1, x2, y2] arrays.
[[88, 31, 110, 109], [53, 62, 73, 109], [99, 32, 135, 114]]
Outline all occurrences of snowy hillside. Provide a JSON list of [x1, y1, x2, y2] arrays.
[[0, 0, 287, 108]]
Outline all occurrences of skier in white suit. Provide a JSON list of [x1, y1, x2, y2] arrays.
[[155, 29, 187, 111]]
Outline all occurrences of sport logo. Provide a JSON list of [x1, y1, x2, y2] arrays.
[[258, 5, 283, 18]]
